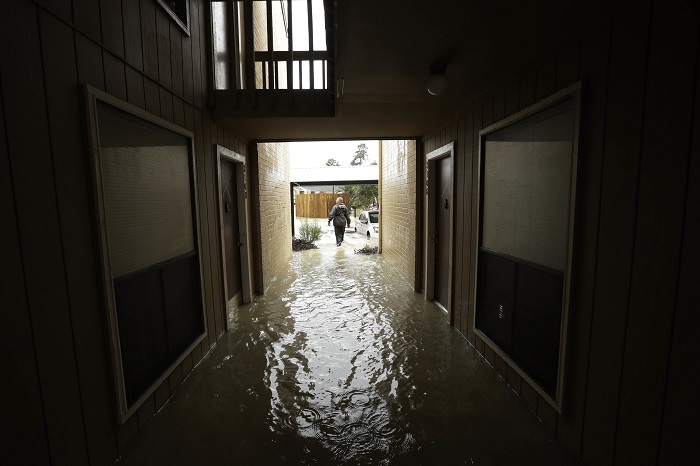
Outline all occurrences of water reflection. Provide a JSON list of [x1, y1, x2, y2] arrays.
[[232, 244, 419, 463], [119, 235, 576, 465]]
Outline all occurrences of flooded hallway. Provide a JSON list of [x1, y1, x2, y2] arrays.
[[117, 234, 576, 465]]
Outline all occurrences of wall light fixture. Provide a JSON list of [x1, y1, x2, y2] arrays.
[[427, 61, 448, 96]]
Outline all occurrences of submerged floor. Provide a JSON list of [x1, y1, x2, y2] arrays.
[[117, 227, 576, 465]]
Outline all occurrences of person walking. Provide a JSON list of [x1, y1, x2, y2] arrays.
[[328, 196, 351, 246]]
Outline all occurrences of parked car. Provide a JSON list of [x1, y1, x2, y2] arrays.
[[355, 210, 379, 237]]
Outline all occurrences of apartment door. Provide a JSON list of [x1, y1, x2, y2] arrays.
[[433, 156, 452, 309], [222, 158, 242, 301]]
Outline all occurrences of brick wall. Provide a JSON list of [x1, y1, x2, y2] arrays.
[[256, 142, 292, 290], [380, 140, 417, 286]]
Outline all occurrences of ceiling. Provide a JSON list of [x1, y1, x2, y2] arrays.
[[221, 0, 613, 142]]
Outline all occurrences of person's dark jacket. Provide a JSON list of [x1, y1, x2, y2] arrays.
[[329, 203, 351, 228]]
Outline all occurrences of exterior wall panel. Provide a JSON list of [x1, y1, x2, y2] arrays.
[[257, 142, 292, 290], [420, 1, 700, 463], [1, 0, 250, 461], [381, 140, 417, 286]]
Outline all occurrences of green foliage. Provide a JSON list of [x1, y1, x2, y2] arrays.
[[341, 183, 378, 210], [350, 143, 368, 166], [326, 158, 340, 166], [298, 219, 323, 245]]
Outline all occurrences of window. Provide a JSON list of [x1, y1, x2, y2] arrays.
[[473, 83, 581, 412], [213, 0, 330, 91], [85, 86, 206, 423], [158, 0, 189, 34]]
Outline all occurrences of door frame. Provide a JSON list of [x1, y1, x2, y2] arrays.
[[425, 141, 455, 319], [216, 145, 252, 323]]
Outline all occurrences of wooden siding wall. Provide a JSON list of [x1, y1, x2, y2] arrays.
[[421, 1, 699, 464], [0, 1, 250, 463]]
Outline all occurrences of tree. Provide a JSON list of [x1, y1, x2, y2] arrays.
[[350, 143, 368, 166], [341, 183, 378, 211], [326, 158, 340, 166]]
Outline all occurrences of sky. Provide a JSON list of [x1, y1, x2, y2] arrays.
[[289, 140, 380, 168]]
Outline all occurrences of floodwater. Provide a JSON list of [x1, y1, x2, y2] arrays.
[[117, 224, 576, 465]]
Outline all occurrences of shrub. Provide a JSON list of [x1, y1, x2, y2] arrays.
[[293, 219, 323, 251], [299, 219, 322, 245]]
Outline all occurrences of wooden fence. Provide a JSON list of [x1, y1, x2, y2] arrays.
[[295, 193, 350, 218]]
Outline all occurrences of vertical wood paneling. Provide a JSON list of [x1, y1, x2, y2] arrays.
[[116, 415, 139, 455], [580, 4, 650, 464], [169, 364, 183, 392], [614, 2, 698, 463], [182, 352, 194, 376], [125, 64, 146, 109], [123, 0, 144, 68], [206, 117, 224, 341], [200, 338, 211, 358], [494, 353, 507, 379], [170, 21, 184, 96], [198, 0, 210, 106], [482, 96, 493, 128], [104, 51, 128, 101], [173, 95, 185, 127], [535, 60, 556, 101], [467, 102, 482, 344], [506, 366, 522, 396], [39, 11, 119, 464], [140, 0, 159, 78], [182, 31, 194, 103], [100, 0, 125, 57], [185, 103, 195, 132], [136, 394, 156, 429], [2, 2, 247, 464], [493, 86, 505, 123], [555, 23, 608, 457], [415, 138, 424, 292], [460, 108, 474, 337], [75, 33, 105, 90], [518, 65, 537, 110], [536, 395, 557, 433], [452, 117, 465, 331], [159, 85, 174, 120], [556, 44, 581, 91], [73, 0, 102, 41], [33, 0, 71, 23], [0, 57, 51, 466], [144, 77, 161, 114], [0, 3, 89, 463], [475, 334, 484, 355], [521, 380, 538, 413], [192, 338, 203, 364], [504, 74, 519, 118], [194, 110, 216, 347], [156, 7, 172, 88], [190, 0, 204, 108], [154, 379, 170, 410], [658, 46, 700, 464]]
